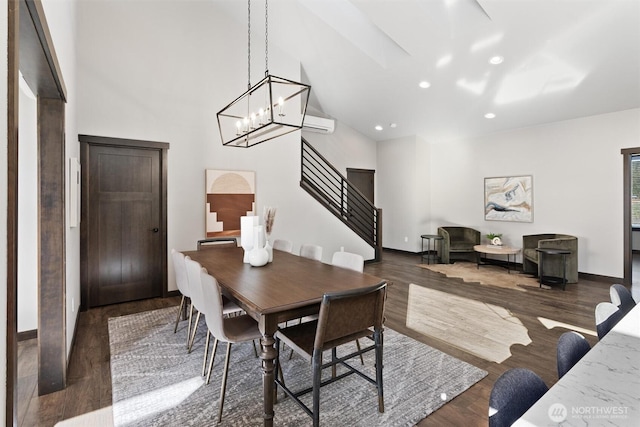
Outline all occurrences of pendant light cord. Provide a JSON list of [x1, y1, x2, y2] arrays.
[[264, 0, 269, 76], [247, 0, 251, 89]]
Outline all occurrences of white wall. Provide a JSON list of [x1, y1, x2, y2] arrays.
[[76, 0, 377, 293], [426, 109, 640, 278], [377, 135, 422, 251], [18, 79, 38, 333]]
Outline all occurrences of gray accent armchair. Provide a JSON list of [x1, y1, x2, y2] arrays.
[[522, 234, 578, 283], [437, 226, 480, 264]]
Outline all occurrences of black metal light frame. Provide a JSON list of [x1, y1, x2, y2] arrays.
[[217, 74, 310, 148]]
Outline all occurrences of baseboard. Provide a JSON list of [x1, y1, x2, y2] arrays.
[[17, 329, 37, 342], [67, 309, 82, 371], [383, 247, 618, 284], [166, 290, 181, 298]]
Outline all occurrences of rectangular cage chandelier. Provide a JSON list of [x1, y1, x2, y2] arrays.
[[217, 74, 310, 148], [217, 0, 311, 148]]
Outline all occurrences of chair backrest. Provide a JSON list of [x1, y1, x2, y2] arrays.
[[273, 239, 293, 253], [488, 368, 548, 427], [200, 269, 227, 340], [314, 281, 387, 352], [185, 257, 206, 313], [197, 237, 238, 250], [331, 251, 364, 273], [595, 302, 624, 339], [300, 244, 323, 261], [171, 249, 190, 297], [557, 331, 591, 379], [610, 284, 636, 315]]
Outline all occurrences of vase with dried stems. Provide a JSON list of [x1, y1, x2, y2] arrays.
[[263, 206, 277, 262]]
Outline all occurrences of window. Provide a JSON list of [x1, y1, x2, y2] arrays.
[[632, 156, 640, 227]]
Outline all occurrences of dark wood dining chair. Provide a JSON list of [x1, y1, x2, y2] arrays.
[[275, 281, 387, 427], [197, 237, 238, 250]]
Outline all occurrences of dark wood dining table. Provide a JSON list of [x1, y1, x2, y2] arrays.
[[183, 246, 387, 426]]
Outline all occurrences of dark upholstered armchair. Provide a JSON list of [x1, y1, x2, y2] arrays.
[[438, 226, 480, 264], [522, 234, 578, 283]]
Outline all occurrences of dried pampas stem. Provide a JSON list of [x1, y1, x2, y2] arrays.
[[263, 206, 277, 235]]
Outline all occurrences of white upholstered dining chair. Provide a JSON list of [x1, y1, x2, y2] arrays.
[[300, 243, 323, 261], [273, 239, 293, 253], [200, 269, 263, 423], [171, 249, 192, 347]]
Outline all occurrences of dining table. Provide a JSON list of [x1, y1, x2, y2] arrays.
[[514, 301, 640, 426], [183, 246, 387, 426]]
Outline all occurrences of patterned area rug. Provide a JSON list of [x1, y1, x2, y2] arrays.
[[418, 262, 541, 291], [109, 307, 487, 426]]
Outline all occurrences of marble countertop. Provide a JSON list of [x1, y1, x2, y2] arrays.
[[515, 303, 640, 426]]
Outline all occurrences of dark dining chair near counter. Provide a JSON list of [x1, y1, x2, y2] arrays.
[[610, 284, 636, 316], [557, 331, 591, 379], [595, 301, 625, 340], [488, 368, 548, 427]]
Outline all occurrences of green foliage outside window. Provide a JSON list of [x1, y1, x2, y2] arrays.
[[632, 157, 640, 226]]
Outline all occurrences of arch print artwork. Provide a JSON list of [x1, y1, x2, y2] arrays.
[[205, 169, 256, 237], [484, 175, 533, 222]]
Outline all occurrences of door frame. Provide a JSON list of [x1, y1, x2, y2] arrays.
[[621, 147, 639, 287], [79, 135, 169, 310], [8, 0, 68, 422]]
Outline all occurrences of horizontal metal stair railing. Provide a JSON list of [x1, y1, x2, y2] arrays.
[[300, 138, 382, 261]]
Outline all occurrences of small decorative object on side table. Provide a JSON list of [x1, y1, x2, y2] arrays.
[[486, 233, 503, 246]]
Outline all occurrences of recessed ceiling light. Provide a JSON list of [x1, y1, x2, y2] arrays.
[[484, 113, 496, 119], [390, 123, 397, 128], [489, 56, 504, 65], [375, 125, 383, 131], [419, 81, 431, 89]]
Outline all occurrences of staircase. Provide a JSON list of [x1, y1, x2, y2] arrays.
[[300, 138, 382, 262]]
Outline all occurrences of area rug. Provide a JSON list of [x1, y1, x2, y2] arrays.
[[418, 262, 541, 291], [109, 307, 487, 426], [406, 285, 532, 363]]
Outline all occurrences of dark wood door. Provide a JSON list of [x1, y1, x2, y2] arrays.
[[347, 168, 375, 240], [86, 144, 164, 306], [347, 168, 375, 204]]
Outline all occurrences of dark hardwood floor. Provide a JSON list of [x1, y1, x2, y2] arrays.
[[17, 249, 613, 426]]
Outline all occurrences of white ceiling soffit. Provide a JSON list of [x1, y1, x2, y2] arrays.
[[351, 0, 493, 58], [298, 0, 409, 68]]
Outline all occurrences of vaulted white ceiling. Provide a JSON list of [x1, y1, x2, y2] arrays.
[[216, 0, 640, 143]]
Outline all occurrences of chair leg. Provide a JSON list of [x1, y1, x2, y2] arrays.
[[174, 295, 185, 333], [252, 340, 259, 358], [312, 352, 322, 427], [273, 338, 288, 404], [188, 311, 201, 353], [205, 338, 219, 385], [186, 303, 194, 349], [331, 348, 337, 378], [374, 330, 384, 413], [356, 339, 364, 365], [217, 342, 233, 423], [202, 330, 211, 377]]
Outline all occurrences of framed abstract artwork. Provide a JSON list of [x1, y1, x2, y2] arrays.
[[484, 175, 533, 222], [205, 169, 256, 237]]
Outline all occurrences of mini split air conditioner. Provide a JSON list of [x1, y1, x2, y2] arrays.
[[302, 115, 335, 134]]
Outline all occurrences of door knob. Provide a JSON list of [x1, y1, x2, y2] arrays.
[[152, 228, 159, 233]]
